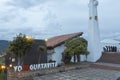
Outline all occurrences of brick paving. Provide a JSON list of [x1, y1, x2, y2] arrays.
[[8, 62, 90, 80], [32, 62, 120, 80], [33, 68, 120, 80], [8, 62, 120, 80]]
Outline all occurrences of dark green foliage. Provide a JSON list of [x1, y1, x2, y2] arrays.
[[0, 64, 5, 80], [8, 33, 34, 65], [63, 37, 89, 63], [63, 52, 72, 64], [48, 59, 56, 63], [38, 45, 46, 51], [0, 71, 5, 80], [0, 64, 2, 73], [65, 37, 88, 55], [0, 57, 5, 65]]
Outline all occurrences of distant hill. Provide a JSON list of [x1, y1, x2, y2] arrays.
[[0, 40, 10, 52]]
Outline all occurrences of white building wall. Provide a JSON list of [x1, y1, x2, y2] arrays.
[[48, 44, 87, 64], [51, 45, 65, 64], [80, 55, 86, 61], [47, 54, 52, 62]]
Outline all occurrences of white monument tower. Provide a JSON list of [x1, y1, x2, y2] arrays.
[[88, 0, 102, 62]]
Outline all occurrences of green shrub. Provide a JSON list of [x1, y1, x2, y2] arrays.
[[0, 64, 2, 73], [0, 71, 5, 80], [38, 45, 46, 51], [48, 59, 56, 63]]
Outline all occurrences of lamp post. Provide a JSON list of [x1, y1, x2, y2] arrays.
[[1, 65, 7, 80], [45, 39, 48, 43], [25, 36, 32, 41]]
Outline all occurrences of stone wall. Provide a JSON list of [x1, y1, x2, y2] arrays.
[[97, 52, 120, 64]]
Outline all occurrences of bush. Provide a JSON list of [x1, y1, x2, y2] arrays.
[[0, 64, 3, 73], [0, 63, 6, 80], [48, 59, 56, 63], [62, 53, 71, 64], [38, 46, 46, 51], [0, 71, 5, 80]]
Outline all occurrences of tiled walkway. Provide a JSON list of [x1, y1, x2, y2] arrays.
[[33, 62, 120, 80], [34, 67, 120, 80], [8, 62, 120, 80]]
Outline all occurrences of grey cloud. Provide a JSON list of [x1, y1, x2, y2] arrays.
[[43, 10, 62, 33], [11, 27, 53, 39], [13, 27, 34, 33], [0, 30, 16, 40], [100, 32, 120, 40], [0, 14, 16, 23], [0, 0, 120, 40], [0, 27, 34, 40], [0, 28, 10, 32], [7, 0, 48, 9], [0, 8, 21, 23]]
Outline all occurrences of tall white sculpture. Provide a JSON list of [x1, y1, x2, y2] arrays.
[[88, 0, 102, 62]]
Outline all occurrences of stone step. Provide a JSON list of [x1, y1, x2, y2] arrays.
[[90, 63, 120, 71], [97, 52, 120, 64]]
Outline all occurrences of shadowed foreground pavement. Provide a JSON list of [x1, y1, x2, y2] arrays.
[[8, 62, 120, 80], [33, 68, 120, 80]]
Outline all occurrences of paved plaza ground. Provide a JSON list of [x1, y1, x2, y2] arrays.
[[8, 62, 120, 80], [33, 67, 120, 80]]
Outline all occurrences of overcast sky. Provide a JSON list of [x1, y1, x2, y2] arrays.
[[0, 0, 120, 40]]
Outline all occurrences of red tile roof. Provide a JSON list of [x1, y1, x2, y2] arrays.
[[46, 32, 83, 48]]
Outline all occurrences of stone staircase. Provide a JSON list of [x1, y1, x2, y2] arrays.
[[90, 62, 120, 71], [97, 52, 120, 64]]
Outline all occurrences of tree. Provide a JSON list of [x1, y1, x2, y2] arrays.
[[63, 48, 72, 64], [84, 51, 89, 62], [64, 37, 89, 63], [8, 33, 34, 65]]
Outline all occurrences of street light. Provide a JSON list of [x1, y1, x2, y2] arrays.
[[12, 58, 15, 62], [1, 65, 5, 70], [25, 36, 32, 41], [45, 39, 48, 42], [9, 64, 12, 68]]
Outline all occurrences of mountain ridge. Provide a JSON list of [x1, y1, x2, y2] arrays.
[[0, 40, 10, 52]]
